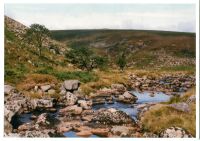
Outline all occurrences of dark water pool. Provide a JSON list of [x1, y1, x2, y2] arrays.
[[11, 108, 60, 129]]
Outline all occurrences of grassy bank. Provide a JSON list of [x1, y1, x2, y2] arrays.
[[140, 88, 196, 136]]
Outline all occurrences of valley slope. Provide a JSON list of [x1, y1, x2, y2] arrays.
[[51, 29, 195, 71]]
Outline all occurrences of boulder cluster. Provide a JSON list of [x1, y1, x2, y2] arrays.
[[91, 83, 137, 105], [4, 80, 138, 137], [129, 74, 195, 94]]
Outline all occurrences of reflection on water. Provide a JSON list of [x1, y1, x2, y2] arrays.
[[132, 91, 171, 104], [93, 91, 171, 120]]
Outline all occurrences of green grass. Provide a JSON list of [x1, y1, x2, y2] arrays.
[[5, 27, 16, 41], [53, 71, 99, 83], [36, 67, 98, 83], [5, 64, 28, 84]]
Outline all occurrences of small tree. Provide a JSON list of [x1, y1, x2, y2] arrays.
[[65, 46, 108, 71], [65, 46, 92, 71], [92, 55, 108, 70], [116, 52, 126, 71], [26, 24, 50, 56]]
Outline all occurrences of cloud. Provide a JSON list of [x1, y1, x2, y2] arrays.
[[4, 4, 196, 32]]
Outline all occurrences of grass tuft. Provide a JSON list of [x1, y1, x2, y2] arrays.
[[141, 88, 196, 136]]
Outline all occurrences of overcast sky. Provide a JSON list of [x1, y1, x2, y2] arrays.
[[4, 4, 196, 32]]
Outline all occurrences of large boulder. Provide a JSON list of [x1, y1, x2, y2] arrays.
[[93, 108, 135, 125], [60, 92, 78, 106], [4, 89, 32, 136], [63, 80, 80, 91], [4, 92, 28, 122], [160, 127, 193, 138], [4, 104, 21, 122]]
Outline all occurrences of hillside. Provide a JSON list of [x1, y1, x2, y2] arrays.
[[51, 29, 195, 70], [5, 16, 196, 88], [4, 16, 68, 84]]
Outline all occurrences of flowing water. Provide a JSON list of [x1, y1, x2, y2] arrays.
[[11, 91, 171, 137], [11, 107, 60, 129], [63, 91, 171, 137], [93, 91, 171, 121]]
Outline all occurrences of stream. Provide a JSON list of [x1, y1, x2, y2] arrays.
[[93, 91, 171, 121], [11, 91, 172, 137]]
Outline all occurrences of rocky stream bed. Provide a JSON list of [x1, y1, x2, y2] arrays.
[[4, 74, 195, 138]]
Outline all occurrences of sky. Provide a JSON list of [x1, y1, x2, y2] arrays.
[[4, 4, 196, 32]]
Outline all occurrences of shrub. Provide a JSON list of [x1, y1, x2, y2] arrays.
[[65, 46, 108, 71], [116, 52, 126, 71], [25, 24, 50, 56]]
